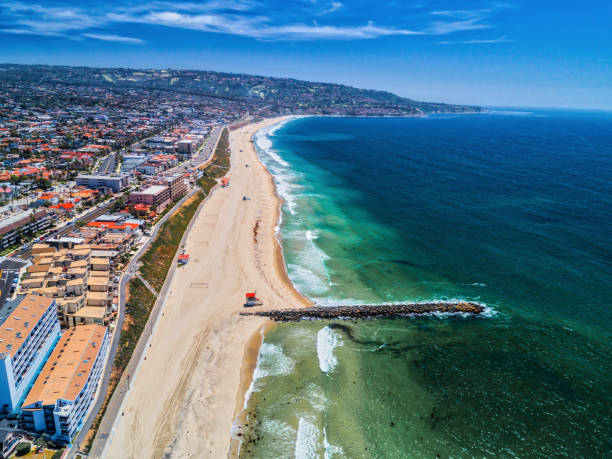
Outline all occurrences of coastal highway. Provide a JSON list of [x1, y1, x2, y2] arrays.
[[196, 125, 222, 163]]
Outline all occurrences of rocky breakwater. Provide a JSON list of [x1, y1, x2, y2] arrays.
[[241, 301, 484, 321]]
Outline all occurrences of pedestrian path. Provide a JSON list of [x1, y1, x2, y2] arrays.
[[135, 273, 159, 298]]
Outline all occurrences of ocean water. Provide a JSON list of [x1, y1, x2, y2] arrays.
[[240, 111, 612, 458]]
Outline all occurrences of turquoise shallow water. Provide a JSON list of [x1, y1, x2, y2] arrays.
[[240, 111, 612, 458]]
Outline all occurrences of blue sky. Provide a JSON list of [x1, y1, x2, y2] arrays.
[[0, 0, 610, 109]]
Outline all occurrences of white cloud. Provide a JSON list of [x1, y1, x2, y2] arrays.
[[83, 33, 144, 44], [0, 0, 513, 42], [431, 9, 492, 19], [116, 11, 422, 40], [428, 18, 491, 35], [439, 36, 513, 45], [321, 1, 343, 14]]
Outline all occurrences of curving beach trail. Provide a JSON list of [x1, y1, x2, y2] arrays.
[[104, 117, 309, 458]]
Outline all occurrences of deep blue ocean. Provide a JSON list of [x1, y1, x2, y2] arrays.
[[241, 110, 612, 458]]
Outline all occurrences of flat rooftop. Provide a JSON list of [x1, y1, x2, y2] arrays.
[[76, 174, 124, 180], [135, 185, 167, 195], [88, 276, 109, 286], [0, 295, 54, 358], [23, 325, 107, 407], [70, 306, 105, 319]]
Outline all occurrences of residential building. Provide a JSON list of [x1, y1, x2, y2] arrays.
[[0, 209, 51, 250], [75, 174, 128, 192], [156, 174, 187, 201], [176, 139, 195, 157], [66, 307, 106, 327], [135, 162, 162, 176], [0, 295, 61, 415], [129, 185, 170, 211], [0, 419, 22, 458], [19, 325, 110, 443]]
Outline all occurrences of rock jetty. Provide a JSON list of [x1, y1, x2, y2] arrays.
[[241, 301, 484, 321]]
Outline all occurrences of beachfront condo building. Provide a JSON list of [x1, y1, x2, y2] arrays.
[[19, 325, 109, 443], [0, 295, 61, 415]]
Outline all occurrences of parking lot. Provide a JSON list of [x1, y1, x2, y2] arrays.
[[0, 258, 29, 304]]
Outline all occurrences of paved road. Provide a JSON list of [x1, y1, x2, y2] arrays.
[[197, 125, 223, 163], [95, 153, 116, 175], [72, 125, 224, 459]]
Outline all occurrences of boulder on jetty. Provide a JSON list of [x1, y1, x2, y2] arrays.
[[241, 301, 484, 322]]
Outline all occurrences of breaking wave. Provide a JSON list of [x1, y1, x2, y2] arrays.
[[316, 326, 340, 373]]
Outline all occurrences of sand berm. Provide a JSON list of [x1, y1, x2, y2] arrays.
[[103, 117, 310, 458]]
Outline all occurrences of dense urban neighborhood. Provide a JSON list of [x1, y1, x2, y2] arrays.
[[0, 63, 479, 458]]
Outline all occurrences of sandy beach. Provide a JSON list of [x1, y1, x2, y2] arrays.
[[103, 117, 309, 458]]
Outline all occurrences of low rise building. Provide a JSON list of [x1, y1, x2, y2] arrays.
[[75, 174, 128, 192], [135, 162, 163, 176], [0, 295, 61, 415], [87, 275, 109, 292], [90, 258, 110, 272], [19, 325, 110, 443], [0, 419, 22, 458], [66, 307, 106, 327], [0, 209, 51, 250], [85, 292, 108, 307]]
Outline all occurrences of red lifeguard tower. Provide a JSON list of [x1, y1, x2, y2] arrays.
[[221, 177, 230, 187], [244, 292, 263, 307]]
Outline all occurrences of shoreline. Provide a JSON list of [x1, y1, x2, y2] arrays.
[[103, 116, 310, 459], [229, 116, 311, 457]]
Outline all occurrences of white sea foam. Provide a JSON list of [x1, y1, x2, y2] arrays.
[[284, 226, 332, 295], [297, 237, 329, 272], [273, 172, 300, 214], [265, 147, 291, 167], [254, 122, 291, 166], [311, 297, 368, 307], [255, 342, 295, 378], [305, 383, 327, 411], [317, 326, 340, 373], [288, 263, 328, 294], [244, 339, 294, 409], [295, 418, 320, 459], [305, 229, 319, 240]]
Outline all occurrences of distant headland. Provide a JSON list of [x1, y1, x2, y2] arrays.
[[0, 63, 481, 117]]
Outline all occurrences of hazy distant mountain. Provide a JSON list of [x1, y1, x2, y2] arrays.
[[0, 64, 480, 116]]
